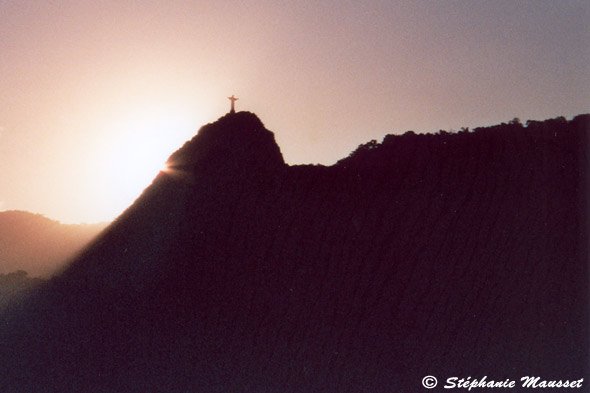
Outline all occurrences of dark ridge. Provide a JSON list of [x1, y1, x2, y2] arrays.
[[0, 113, 587, 393]]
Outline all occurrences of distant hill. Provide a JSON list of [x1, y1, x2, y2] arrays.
[[0, 210, 107, 277], [0, 112, 587, 392]]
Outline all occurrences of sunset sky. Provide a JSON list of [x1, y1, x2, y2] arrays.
[[1, 0, 589, 224]]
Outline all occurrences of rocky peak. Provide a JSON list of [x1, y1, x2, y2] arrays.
[[166, 111, 285, 175]]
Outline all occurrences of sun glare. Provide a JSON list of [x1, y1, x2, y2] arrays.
[[94, 105, 201, 221]]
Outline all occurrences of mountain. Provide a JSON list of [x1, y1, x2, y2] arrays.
[[0, 112, 587, 392], [0, 210, 107, 277]]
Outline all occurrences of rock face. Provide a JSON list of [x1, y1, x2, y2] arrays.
[[0, 112, 588, 393]]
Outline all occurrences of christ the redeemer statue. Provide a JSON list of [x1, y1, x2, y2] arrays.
[[228, 95, 238, 113]]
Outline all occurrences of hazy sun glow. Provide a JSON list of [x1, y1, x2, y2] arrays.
[[92, 103, 203, 222]]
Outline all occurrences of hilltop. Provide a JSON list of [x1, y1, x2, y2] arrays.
[[0, 112, 587, 393]]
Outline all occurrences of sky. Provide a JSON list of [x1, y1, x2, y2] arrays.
[[0, 0, 588, 224]]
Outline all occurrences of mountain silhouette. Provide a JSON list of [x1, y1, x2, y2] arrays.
[[0, 211, 107, 277], [0, 111, 587, 392]]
